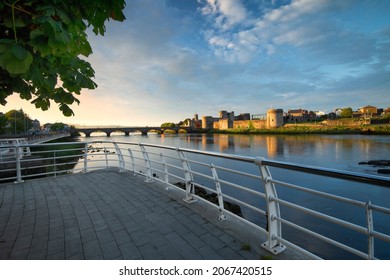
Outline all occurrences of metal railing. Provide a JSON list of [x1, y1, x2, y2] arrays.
[[1, 140, 390, 259]]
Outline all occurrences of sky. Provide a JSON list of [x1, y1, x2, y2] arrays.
[[2, 0, 390, 126]]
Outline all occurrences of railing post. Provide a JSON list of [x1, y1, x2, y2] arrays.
[[82, 142, 89, 173], [54, 151, 57, 177], [177, 149, 196, 203], [365, 201, 374, 259], [113, 142, 126, 173], [210, 164, 226, 221], [14, 144, 24, 183], [128, 148, 136, 176], [255, 157, 286, 255], [139, 144, 154, 183], [104, 147, 109, 169], [160, 153, 170, 188]]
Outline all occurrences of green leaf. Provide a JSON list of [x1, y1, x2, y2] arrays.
[[7, 49, 33, 74], [3, 16, 27, 28], [0, 43, 33, 74], [32, 97, 50, 111], [29, 30, 52, 56], [10, 44, 30, 60], [0, 39, 14, 53], [59, 104, 74, 117]]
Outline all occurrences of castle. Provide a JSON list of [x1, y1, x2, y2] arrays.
[[200, 109, 284, 130]]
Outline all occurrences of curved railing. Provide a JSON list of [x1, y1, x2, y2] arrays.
[[1, 140, 390, 259]]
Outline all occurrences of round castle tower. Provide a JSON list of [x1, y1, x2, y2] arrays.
[[266, 109, 284, 128]]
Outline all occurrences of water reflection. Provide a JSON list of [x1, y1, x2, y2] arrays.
[[82, 133, 390, 177], [167, 134, 390, 175]]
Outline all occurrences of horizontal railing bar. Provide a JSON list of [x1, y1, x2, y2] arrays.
[[370, 204, 390, 215], [275, 216, 370, 259], [166, 173, 184, 182], [261, 159, 390, 188], [191, 182, 216, 195], [270, 178, 368, 208], [218, 178, 267, 199], [185, 158, 213, 168], [272, 235, 322, 260], [221, 192, 266, 216], [189, 170, 214, 181], [164, 163, 183, 171], [371, 230, 390, 243], [137, 143, 256, 163], [213, 165, 263, 180], [273, 197, 368, 235]]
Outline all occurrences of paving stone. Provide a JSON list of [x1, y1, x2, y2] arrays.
[[217, 246, 245, 259], [47, 237, 65, 256], [101, 240, 121, 259], [138, 243, 163, 259], [80, 228, 98, 244], [119, 242, 142, 260], [113, 229, 131, 245], [196, 245, 224, 260], [199, 232, 226, 250], [96, 228, 114, 244], [65, 238, 83, 259], [165, 231, 202, 259], [83, 239, 102, 259]]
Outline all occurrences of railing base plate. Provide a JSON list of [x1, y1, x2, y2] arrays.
[[261, 242, 286, 255], [183, 197, 197, 203], [145, 178, 154, 183]]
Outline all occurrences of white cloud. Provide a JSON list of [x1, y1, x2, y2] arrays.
[[200, 0, 247, 30]]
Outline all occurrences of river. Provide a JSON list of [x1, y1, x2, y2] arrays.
[[77, 133, 390, 259]]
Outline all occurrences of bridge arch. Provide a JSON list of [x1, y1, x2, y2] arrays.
[[76, 126, 182, 137]]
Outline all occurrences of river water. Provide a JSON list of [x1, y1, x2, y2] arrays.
[[77, 133, 390, 259]]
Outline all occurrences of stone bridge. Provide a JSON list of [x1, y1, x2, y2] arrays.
[[77, 126, 189, 137]]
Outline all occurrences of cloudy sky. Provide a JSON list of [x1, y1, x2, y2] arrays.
[[3, 0, 390, 126]]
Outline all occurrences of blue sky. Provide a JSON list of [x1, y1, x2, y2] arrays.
[[3, 0, 390, 126]]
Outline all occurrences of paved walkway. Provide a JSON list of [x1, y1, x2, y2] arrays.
[[0, 170, 300, 260]]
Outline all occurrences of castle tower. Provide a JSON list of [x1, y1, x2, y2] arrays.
[[202, 116, 213, 129], [266, 109, 284, 128]]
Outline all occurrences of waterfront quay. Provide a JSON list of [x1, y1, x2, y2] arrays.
[[0, 170, 303, 260]]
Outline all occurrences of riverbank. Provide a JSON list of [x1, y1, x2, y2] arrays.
[[210, 124, 390, 135]]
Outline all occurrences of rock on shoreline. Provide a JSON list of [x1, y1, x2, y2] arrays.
[[359, 160, 390, 175]]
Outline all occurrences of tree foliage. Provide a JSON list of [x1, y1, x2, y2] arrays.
[[2, 109, 32, 133], [340, 107, 353, 118], [0, 0, 126, 116], [161, 122, 176, 128]]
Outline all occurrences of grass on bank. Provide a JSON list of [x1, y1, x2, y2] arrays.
[[212, 124, 390, 135]]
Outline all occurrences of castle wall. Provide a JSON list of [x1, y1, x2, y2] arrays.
[[203, 109, 284, 130], [233, 120, 267, 129]]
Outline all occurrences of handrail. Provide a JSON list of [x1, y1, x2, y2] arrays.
[[0, 140, 390, 260], [260, 158, 390, 188]]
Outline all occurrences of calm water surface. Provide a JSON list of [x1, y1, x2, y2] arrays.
[[78, 133, 390, 259]]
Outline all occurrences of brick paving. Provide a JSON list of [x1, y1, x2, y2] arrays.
[[0, 170, 302, 260], [0, 170, 263, 260]]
